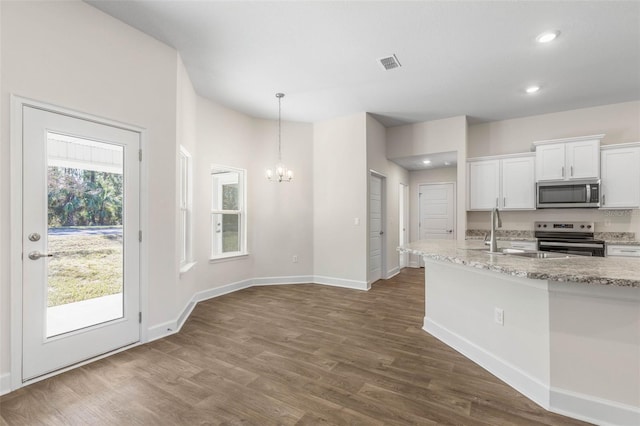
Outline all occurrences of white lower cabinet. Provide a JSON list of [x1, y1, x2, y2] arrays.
[[467, 154, 535, 211], [600, 144, 640, 209]]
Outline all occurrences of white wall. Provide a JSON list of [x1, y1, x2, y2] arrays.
[[366, 114, 410, 278], [467, 101, 640, 235], [313, 113, 368, 287], [250, 118, 314, 279], [387, 116, 468, 240], [176, 56, 199, 310], [1, 0, 179, 381], [186, 97, 315, 297]]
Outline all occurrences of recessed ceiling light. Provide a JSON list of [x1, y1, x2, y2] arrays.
[[536, 31, 560, 43], [444, 161, 451, 166], [525, 85, 540, 94], [423, 159, 431, 164]]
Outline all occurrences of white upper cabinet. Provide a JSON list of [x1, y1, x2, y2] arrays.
[[468, 159, 500, 210], [534, 135, 602, 182], [501, 156, 535, 210], [600, 144, 640, 209], [467, 154, 535, 211]]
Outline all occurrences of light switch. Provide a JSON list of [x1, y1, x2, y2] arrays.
[[354, 217, 360, 225]]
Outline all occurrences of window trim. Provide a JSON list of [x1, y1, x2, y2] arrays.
[[179, 146, 193, 269], [210, 164, 248, 260]]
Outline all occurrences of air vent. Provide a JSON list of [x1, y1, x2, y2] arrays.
[[378, 54, 402, 71]]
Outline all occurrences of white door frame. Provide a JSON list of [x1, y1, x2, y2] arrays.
[[399, 183, 409, 269], [9, 95, 149, 390], [368, 170, 387, 284]]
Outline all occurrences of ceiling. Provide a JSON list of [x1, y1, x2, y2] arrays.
[[392, 151, 458, 171], [86, 1, 640, 127]]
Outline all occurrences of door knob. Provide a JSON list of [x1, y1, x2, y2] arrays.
[[28, 233, 41, 242], [379, 231, 384, 235], [28, 251, 53, 260]]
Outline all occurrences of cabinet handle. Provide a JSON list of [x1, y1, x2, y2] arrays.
[[571, 165, 574, 177], [496, 197, 498, 207], [603, 194, 606, 206], [503, 197, 506, 207], [619, 249, 639, 253], [561, 166, 565, 178]]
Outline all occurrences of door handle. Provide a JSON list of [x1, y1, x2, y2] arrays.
[[28, 251, 53, 260], [379, 231, 384, 235], [447, 230, 453, 233]]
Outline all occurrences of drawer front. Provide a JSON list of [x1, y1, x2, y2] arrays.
[[607, 245, 640, 257]]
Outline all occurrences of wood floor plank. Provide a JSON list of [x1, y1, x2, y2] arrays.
[[1, 268, 591, 425]]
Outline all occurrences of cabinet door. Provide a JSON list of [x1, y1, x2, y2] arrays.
[[536, 143, 565, 181], [566, 140, 600, 179], [501, 156, 535, 209], [468, 160, 500, 210], [601, 147, 640, 208]]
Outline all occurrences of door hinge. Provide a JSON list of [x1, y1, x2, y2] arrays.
[[139, 230, 142, 242], [139, 149, 142, 162], [139, 312, 142, 323]]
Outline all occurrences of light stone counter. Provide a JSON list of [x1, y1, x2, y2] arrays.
[[400, 239, 640, 287]]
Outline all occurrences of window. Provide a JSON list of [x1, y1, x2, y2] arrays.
[[179, 147, 193, 269], [211, 165, 247, 259]]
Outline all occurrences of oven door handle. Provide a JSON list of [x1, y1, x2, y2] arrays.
[[539, 241, 603, 248]]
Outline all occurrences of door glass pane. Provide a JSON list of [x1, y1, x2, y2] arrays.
[[212, 213, 240, 254], [46, 132, 124, 337]]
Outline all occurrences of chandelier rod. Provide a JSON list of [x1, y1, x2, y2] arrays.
[[276, 92, 284, 162]]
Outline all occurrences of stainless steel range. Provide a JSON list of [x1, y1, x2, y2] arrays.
[[535, 221, 605, 257]]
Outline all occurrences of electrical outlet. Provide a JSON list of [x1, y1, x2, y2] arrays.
[[494, 307, 504, 326], [292, 255, 298, 263]]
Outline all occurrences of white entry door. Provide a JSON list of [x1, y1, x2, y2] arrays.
[[369, 174, 384, 283], [22, 106, 140, 381], [419, 183, 455, 240]]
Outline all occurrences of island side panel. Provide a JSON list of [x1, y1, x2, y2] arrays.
[[549, 281, 640, 422], [423, 258, 550, 408]]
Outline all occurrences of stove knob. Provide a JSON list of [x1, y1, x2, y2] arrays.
[[587, 225, 592, 229], [543, 224, 547, 228], [580, 225, 585, 229]]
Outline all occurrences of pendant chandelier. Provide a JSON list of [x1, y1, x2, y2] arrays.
[[266, 93, 293, 182]]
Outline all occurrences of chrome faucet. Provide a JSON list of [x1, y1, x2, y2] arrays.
[[488, 206, 502, 253]]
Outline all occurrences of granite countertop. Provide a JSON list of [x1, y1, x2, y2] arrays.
[[399, 240, 640, 288]]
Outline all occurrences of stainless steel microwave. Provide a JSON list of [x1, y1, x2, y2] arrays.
[[536, 180, 600, 208]]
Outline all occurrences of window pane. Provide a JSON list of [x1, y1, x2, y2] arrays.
[[212, 212, 240, 255], [212, 169, 240, 211], [222, 214, 239, 252], [222, 183, 238, 210]]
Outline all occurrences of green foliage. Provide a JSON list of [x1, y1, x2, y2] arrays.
[[48, 167, 123, 227]]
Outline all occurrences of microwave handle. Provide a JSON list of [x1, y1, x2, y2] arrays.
[[586, 184, 591, 202]]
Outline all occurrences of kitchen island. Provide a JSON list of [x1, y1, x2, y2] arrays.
[[400, 240, 639, 426]]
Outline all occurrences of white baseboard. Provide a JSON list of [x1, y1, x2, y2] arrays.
[[424, 317, 640, 426], [409, 260, 420, 268], [549, 387, 640, 426], [386, 266, 400, 279], [1, 372, 11, 396], [423, 317, 550, 409], [192, 278, 254, 302], [314, 275, 370, 291]]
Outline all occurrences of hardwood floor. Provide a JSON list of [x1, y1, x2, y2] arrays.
[[1, 268, 590, 425]]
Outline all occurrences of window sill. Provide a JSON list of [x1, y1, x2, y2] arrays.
[[209, 253, 250, 264], [179, 261, 197, 276]]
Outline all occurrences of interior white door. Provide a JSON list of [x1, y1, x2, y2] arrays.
[[419, 183, 455, 240], [22, 106, 140, 381], [369, 174, 384, 283]]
